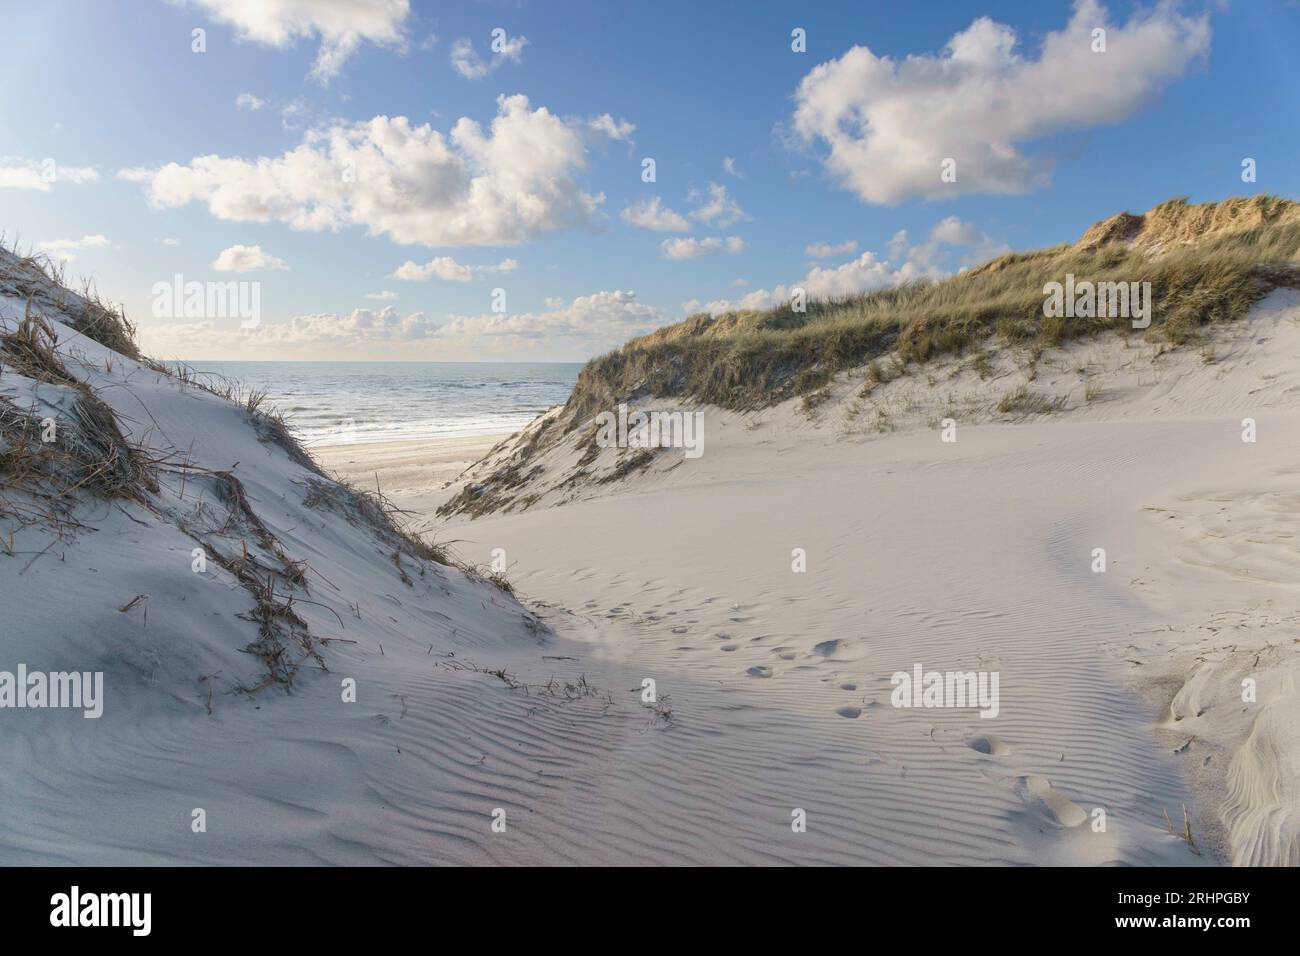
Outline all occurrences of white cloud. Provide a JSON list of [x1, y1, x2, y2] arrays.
[[212, 244, 289, 272], [365, 290, 397, 300], [688, 182, 746, 227], [686, 217, 1006, 314], [1, 158, 97, 191], [898, 216, 1010, 270], [235, 92, 266, 111], [805, 240, 857, 258], [589, 114, 636, 143], [284, 307, 432, 342], [621, 196, 691, 232], [34, 235, 110, 261], [435, 290, 662, 352], [449, 32, 527, 79], [722, 156, 742, 178], [392, 255, 473, 282], [792, 0, 1210, 203], [144, 290, 664, 360], [393, 255, 520, 280], [188, 0, 411, 84], [159, 237, 182, 246], [660, 236, 745, 261], [119, 95, 605, 247]]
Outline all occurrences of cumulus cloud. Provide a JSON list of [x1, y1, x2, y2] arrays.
[[119, 94, 606, 247], [688, 182, 746, 227], [792, 0, 1210, 203], [392, 255, 518, 281], [0, 158, 97, 191], [144, 290, 664, 360], [34, 235, 110, 261], [283, 306, 432, 341], [212, 244, 289, 272], [450, 31, 527, 79], [435, 290, 662, 352], [589, 114, 636, 143], [660, 236, 745, 261], [147, 306, 432, 356], [392, 255, 472, 282], [894, 216, 1010, 270], [805, 240, 857, 258], [188, 0, 411, 84], [235, 93, 266, 111], [685, 217, 1004, 314], [621, 196, 691, 232]]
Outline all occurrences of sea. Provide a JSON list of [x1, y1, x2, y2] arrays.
[[182, 361, 583, 447]]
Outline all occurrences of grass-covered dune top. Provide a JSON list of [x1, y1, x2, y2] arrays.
[[567, 195, 1300, 421]]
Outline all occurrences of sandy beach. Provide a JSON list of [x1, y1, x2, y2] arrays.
[[314, 433, 510, 514], [322, 290, 1300, 865]]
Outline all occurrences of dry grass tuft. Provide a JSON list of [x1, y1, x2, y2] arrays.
[[565, 195, 1300, 419]]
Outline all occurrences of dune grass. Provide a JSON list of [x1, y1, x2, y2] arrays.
[[568, 197, 1300, 418]]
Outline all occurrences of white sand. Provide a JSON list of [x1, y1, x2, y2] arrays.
[[315, 434, 509, 493], [314, 434, 509, 528], [5, 237, 1298, 864], [377, 289, 1300, 865]]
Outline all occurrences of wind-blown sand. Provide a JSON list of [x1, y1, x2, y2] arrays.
[[347, 289, 1300, 865], [5, 229, 1298, 864]]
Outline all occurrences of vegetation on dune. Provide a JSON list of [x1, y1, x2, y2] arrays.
[[0, 242, 140, 360], [439, 195, 1300, 519], [566, 196, 1300, 420], [0, 238, 505, 679]]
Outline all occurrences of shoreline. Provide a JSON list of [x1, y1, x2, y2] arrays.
[[312, 432, 510, 512]]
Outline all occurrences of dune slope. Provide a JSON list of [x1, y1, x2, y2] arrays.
[[0, 249, 606, 864]]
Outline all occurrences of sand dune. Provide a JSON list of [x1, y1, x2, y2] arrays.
[[406, 289, 1300, 865], [5, 231, 1299, 864]]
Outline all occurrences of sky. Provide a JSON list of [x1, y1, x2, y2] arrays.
[[3, 0, 1299, 361]]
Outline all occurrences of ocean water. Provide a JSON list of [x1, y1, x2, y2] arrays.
[[183, 361, 582, 446]]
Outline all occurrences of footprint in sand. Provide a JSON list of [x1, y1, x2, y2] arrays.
[[1014, 774, 1087, 828], [812, 640, 840, 658], [835, 706, 862, 719], [840, 682, 858, 691], [719, 644, 738, 652], [746, 665, 773, 678], [966, 734, 1011, 756]]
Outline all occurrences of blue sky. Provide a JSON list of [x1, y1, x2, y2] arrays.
[[3, 0, 1298, 360]]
